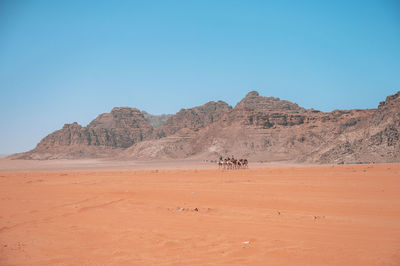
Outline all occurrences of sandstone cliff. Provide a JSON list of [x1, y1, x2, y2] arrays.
[[315, 91, 400, 163], [12, 90, 400, 163], [122, 90, 399, 163], [15, 107, 153, 159], [153, 101, 232, 138]]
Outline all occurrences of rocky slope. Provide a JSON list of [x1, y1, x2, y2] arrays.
[[122, 91, 399, 163], [152, 101, 232, 138], [15, 107, 153, 159], [315, 91, 400, 163], [12, 91, 400, 163]]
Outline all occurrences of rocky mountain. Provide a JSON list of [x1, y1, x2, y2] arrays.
[[141, 111, 172, 129], [121, 91, 399, 163], [315, 91, 400, 163], [153, 101, 232, 138], [15, 107, 153, 159], [11, 90, 400, 163]]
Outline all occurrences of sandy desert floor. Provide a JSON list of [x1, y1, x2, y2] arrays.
[[0, 161, 400, 265]]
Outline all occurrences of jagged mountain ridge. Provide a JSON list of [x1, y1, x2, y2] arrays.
[[141, 111, 172, 129], [12, 91, 400, 163]]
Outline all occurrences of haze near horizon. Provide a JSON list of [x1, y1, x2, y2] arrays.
[[1, 0, 399, 154]]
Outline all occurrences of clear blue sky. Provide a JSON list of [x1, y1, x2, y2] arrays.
[[1, 0, 399, 154]]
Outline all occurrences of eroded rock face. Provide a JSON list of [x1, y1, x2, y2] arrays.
[[16, 107, 154, 159], [372, 91, 400, 126], [222, 91, 308, 128], [32, 122, 90, 151], [235, 91, 305, 112], [153, 101, 232, 138], [86, 107, 153, 148], [12, 90, 400, 163], [243, 112, 307, 128], [314, 92, 400, 164]]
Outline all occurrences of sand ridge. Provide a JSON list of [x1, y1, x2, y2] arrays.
[[1, 164, 400, 265]]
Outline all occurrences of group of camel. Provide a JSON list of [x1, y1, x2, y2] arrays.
[[218, 157, 248, 169]]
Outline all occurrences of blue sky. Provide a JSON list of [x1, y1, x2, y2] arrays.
[[1, 0, 399, 154]]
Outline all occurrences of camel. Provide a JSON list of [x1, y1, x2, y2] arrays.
[[226, 159, 233, 169], [217, 156, 248, 170], [239, 158, 248, 168]]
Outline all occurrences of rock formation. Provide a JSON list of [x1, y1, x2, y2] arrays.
[[11, 90, 400, 163], [315, 91, 400, 163], [15, 107, 153, 159], [141, 111, 172, 129], [153, 101, 232, 138]]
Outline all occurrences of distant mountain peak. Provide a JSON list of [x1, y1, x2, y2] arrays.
[[235, 91, 304, 112], [245, 91, 260, 97]]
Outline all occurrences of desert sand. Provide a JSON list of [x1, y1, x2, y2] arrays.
[[0, 160, 400, 265]]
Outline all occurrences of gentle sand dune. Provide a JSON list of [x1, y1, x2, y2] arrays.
[[1, 164, 400, 265]]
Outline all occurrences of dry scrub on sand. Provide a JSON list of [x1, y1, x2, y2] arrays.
[[1, 164, 400, 265]]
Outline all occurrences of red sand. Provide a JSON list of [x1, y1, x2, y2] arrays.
[[1, 162, 400, 265]]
